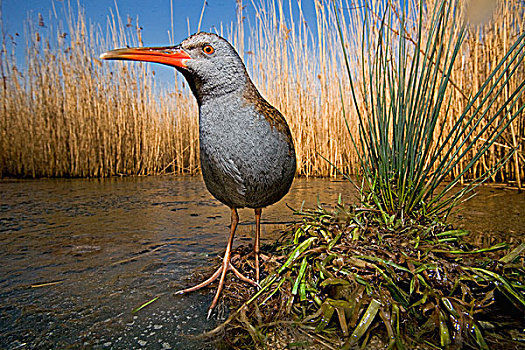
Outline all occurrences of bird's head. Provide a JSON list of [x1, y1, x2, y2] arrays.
[[100, 32, 250, 103]]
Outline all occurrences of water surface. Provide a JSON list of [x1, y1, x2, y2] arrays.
[[0, 177, 523, 349]]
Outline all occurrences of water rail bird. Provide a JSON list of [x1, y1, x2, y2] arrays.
[[100, 32, 296, 317]]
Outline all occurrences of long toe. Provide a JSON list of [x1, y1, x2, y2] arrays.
[[229, 263, 259, 287], [174, 265, 223, 295]]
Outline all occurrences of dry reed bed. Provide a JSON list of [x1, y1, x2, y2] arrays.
[[1, 7, 198, 177], [0, 0, 523, 182]]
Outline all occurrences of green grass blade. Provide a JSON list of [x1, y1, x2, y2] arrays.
[[292, 257, 308, 295], [465, 267, 525, 307], [277, 237, 317, 274], [499, 243, 525, 264], [349, 299, 381, 343], [132, 296, 159, 313]]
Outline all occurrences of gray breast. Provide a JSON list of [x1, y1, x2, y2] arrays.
[[198, 91, 296, 209]]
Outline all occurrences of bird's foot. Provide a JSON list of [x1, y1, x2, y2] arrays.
[[176, 262, 259, 319], [175, 262, 258, 296], [229, 263, 259, 287], [245, 250, 270, 262], [242, 251, 270, 284], [259, 253, 271, 262]]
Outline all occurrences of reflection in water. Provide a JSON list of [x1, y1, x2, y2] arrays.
[[0, 177, 522, 348]]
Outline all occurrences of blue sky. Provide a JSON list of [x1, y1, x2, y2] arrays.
[[1, 0, 323, 86], [1, 1, 239, 45], [1, 1, 254, 86]]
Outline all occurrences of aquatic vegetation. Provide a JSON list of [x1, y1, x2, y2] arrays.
[[0, 4, 198, 177], [213, 202, 524, 349]]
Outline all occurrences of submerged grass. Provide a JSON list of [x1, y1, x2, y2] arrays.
[[212, 203, 524, 349]]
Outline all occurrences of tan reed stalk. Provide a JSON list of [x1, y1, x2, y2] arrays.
[[235, 0, 523, 182], [0, 4, 197, 177], [0, 0, 523, 183]]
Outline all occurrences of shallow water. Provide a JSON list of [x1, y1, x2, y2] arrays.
[[0, 177, 523, 349]]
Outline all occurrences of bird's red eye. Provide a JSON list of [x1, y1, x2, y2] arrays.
[[203, 45, 214, 54]]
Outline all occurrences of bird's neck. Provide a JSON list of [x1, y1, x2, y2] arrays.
[[198, 81, 262, 125], [179, 70, 252, 106]]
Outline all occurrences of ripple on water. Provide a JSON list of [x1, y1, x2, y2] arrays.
[[0, 177, 522, 348]]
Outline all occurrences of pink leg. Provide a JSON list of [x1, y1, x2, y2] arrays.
[[206, 208, 239, 318], [175, 208, 257, 318], [254, 208, 262, 283]]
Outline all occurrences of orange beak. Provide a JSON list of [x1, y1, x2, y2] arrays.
[[99, 46, 192, 68]]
